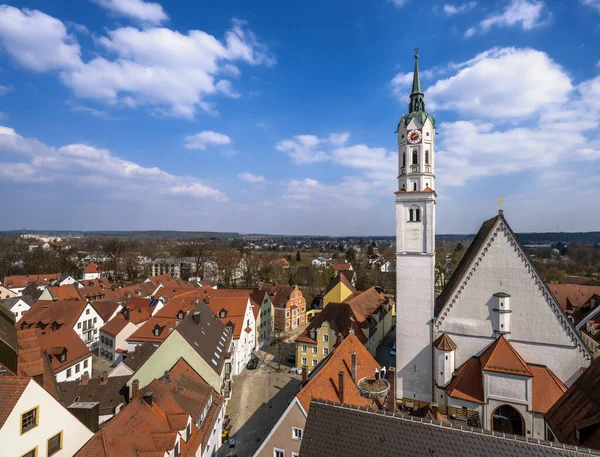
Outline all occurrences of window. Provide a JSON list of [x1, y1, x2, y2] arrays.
[[402, 153, 406, 167], [409, 208, 414, 222], [312, 359, 317, 367], [47, 431, 62, 456], [21, 407, 38, 434], [21, 448, 37, 457], [101, 335, 105, 344], [413, 182, 417, 191], [77, 322, 81, 329], [84, 359, 88, 368], [274, 449, 284, 457], [323, 348, 329, 356], [93, 317, 97, 324], [174, 441, 180, 457], [302, 344, 307, 353], [86, 309, 90, 315], [292, 427, 303, 441], [412, 150, 418, 165], [66, 368, 72, 377], [292, 454, 299, 457], [415, 208, 421, 221], [312, 346, 317, 354], [323, 334, 329, 343], [301, 357, 307, 366], [75, 363, 80, 373], [425, 150, 429, 164]]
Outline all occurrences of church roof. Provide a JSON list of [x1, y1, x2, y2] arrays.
[[433, 333, 456, 351], [445, 357, 484, 404], [479, 336, 532, 377], [435, 214, 501, 313]]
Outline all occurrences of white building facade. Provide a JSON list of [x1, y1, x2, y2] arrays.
[[55, 355, 93, 383], [395, 52, 437, 402], [74, 303, 105, 350], [0, 378, 93, 457]]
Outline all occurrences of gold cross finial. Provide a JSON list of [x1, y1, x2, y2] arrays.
[[414, 47, 419, 58], [496, 198, 505, 213]]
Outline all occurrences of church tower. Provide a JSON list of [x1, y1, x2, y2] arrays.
[[395, 51, 436, 402]]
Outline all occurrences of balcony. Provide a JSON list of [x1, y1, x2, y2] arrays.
[[222, 379, 232, 399]]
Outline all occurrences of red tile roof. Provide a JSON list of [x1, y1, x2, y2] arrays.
[[20, 300, 87, 330], [17, 329, 62, 402], [206, 296, 249, 339], [479, 336, 532, 376], [84, 262, 99, 274], [46, 284, 82, 301], [37, 327, 92, 373], [90, 301, 120, 322], [296, 333, 381, 412], [0, 377, 31, 428], [3, 273, 61, 288], [100, 314, 130, 337], [126, 317, 178, 344], [529, 364, 567, 414], [445, 357, 485, 404], [433, 333, 457, 351], [332, 263, 352, 271]]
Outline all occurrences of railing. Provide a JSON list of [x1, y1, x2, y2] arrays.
[[396, 397, 480, 428], [222, 380, 232, 399]]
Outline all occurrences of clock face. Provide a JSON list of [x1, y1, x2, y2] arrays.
[[407, 129, 422, 144]]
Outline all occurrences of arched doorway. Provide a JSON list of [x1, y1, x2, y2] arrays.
[[492, 405, 524, 436]]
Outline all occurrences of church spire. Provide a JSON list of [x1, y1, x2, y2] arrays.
[[409, 50, 425, 113]]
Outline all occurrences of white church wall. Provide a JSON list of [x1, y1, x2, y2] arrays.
[[485, 372, 530, 407], [437, 223, 589, 385]]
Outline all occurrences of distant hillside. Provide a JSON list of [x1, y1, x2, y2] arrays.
[[439, 232, 600, 245], [0, 230, 242, 239]]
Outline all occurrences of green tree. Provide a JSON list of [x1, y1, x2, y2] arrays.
[[346, 246, 357, 263], [295, 249, 301, 262]]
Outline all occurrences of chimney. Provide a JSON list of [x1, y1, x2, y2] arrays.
[[143, 391, 153, 407], [68, 402, 100, 433], [164, 370, 171, 383], [351, 351, 357, 382], [123, 307, 130, 321], [132, 379, 139, 400], [301, 365, 308, 385], [338, 370, 345, 404], [192, 311, 201, 325], [79, 372, 90, 386], [100, 371, 108, 385], [387, 367, 396, 412]]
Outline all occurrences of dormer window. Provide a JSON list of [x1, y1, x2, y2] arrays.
[[220, 309, 227, 318], [59, 352, 66, 363], [153, 325, 161, 336], [177, 311, 184, 319]]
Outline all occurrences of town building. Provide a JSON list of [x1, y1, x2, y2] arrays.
[[123, 302, 234, 403], [0, 295, 33, 322], [260, 283, 306, 331], [322, 272, 356, 308], [253, 333, 381, 457], [36, 327, 93, 382], [108, 342, 157, 378], [252, 290, 274, 349], [546, 356, 600, 450], [0, 284, 17, 300], [38, 283, 83, 301], [83, 262, 101, 280], [0, 376, 93, 457], [76, 359, 223, 457], [0, 304, 18, 374], [394, 53, 590, 440], [98, 314, 137, 364], [58, 372, 130, 425], [2, 273, 61, 296], [295, 287, 393, 371]]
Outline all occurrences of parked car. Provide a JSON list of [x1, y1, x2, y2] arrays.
[[247, 358, 258, 370], [287, 353, 296, 363], [389, 344, 396, 356]]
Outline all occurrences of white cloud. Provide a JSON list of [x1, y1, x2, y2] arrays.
[[426, 47, 572, 119], [184, 131, 232, 150], [466, 0, 549, 37], [276, 132, 351, 164], [0, 5, 82, 72], [0, 125, 227, 200], [0, 85, 12, 95], [443, 2, 477, 15], [90, 0, 168, 24], [0, 6, 274, 118], [388, 0, 409, 7], [582, 0, 600, 13], [238, 172, 265, 183]]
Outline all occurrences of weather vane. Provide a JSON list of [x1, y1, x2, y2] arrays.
[[414, 47, 419, 58]]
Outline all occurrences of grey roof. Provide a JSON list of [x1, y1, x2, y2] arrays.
[[0, 305, 17, 353], [58, 376, 130, 416], [299, 400, 599, 457], [0, 295, 34, 313], [176, 302, 232, 376], [121, 342, 157, 373]]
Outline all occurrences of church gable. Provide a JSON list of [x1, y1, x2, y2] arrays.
[[436, 214, 589, 359]]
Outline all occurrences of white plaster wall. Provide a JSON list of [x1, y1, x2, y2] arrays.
[[0, 380, 93, 457], [437, 224, 589, 384], [202, 405, 224, 457], [55, 355, 93, 383], [434, 348, 454, 387], [485, 372, 530, 407], [396, 254, 435, 402], [74, 303, 104, 349], [108, 362, 134, 378], [10, 299, 31, 322], [83, 271, 100, 280]]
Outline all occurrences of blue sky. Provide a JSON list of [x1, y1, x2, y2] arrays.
[[0, 0, 599, 235]]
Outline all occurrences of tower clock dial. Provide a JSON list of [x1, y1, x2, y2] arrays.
[[407, 129, 422, 144]]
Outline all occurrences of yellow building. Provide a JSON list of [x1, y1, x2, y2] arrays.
[[295, 287, 394, 371], [322, 272, 356, 308]]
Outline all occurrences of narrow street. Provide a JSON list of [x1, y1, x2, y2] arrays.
[[223, 324, 306, 456]]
